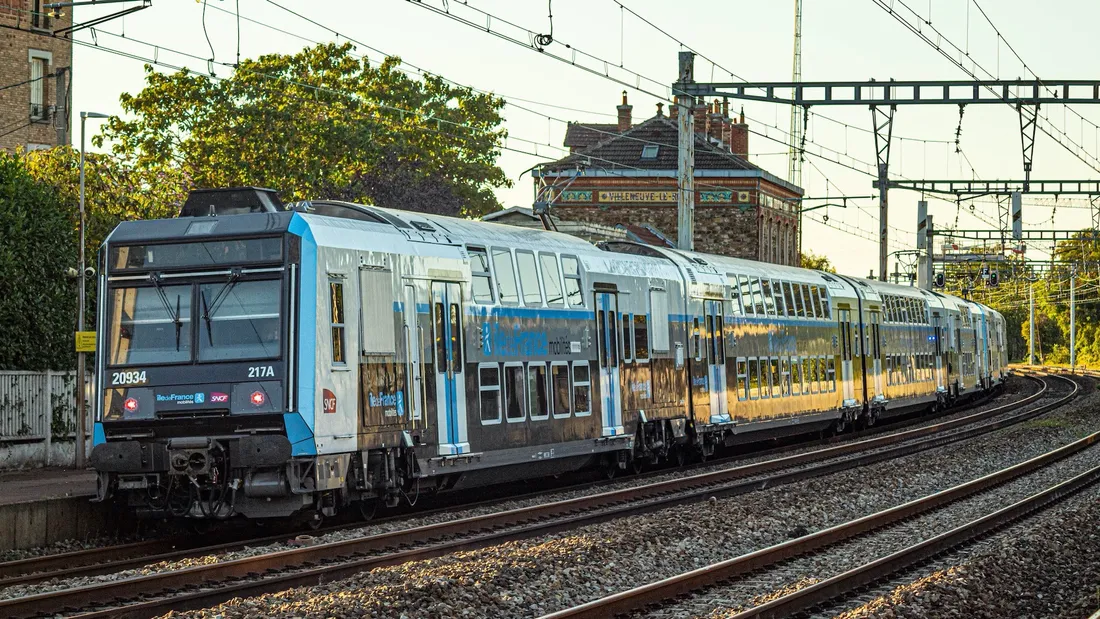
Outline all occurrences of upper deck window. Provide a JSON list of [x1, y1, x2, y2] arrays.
[[111, 237, 283, 272], [491, 248, 520, 304], [561, 256, 585, 308], [468, 247, 494, 304]]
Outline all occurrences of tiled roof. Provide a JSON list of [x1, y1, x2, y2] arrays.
[[563, 123, 620, 150], [617, 223, 677, 247], [545, 115, 758, 172]]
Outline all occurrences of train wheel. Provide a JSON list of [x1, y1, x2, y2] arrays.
[[306, 511, 324, 531], [673, 446, 687, 468], [190, 519, 217, 535], [630, 457, 644, 475]]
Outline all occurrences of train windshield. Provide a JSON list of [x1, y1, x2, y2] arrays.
[[198, 279, 281, 361], [107, 285, 193, 365], [107, 278, 281, 366]]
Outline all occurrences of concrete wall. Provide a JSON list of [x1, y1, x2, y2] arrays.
[[0, 495, 109, 552]]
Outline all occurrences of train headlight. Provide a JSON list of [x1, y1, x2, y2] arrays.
[[250, 391, 266, 406], [124, 397, 139, 413]]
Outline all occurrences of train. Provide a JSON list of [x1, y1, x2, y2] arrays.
[[90, 187, 1009, 524]]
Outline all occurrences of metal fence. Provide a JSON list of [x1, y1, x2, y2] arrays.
[[0, 371, 88, 446]]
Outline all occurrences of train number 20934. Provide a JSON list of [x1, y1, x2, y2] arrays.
[[248, 366, 275, 378], [111, 371, 147, 386]]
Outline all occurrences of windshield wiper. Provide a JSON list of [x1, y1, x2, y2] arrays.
[[148, 273, 184, 351], [201, 268, 242, 346]]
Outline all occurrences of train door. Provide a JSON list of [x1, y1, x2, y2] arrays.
[[595, 291, 624, 437], [704, 299, 729, 423], [838, 308, 857, 406], [869, 310, 884, 401], [932, 313, 945, 392], [431, 281, 469, 455], [403, 284, 424, 431]]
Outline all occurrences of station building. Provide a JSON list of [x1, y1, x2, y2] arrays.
[[0, 0, 72, 152], [529, 93, 803, 265]]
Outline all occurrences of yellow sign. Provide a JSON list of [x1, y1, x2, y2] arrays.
[[75, 331, 96, 353]]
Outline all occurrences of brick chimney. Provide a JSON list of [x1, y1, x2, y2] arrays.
[[655, 102, 664, 117], [730, 106, 749, 159], [693, 102, 707, 132], [708, 99, 725, 144], [616, 90, 632, 131]]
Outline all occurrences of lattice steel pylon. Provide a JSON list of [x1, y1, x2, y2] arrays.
[[1018, 102, 1039, 192], [871, 102, 895, 281], [789, 0, 804, 264]]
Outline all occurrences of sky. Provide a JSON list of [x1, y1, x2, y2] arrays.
[[68, 0, 1100, 278]]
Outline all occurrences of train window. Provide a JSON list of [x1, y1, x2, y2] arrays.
[[805, 288, 822, 318], [739, 276, 756, 316], [449, 303, 463, 372], [791, 283, 805, 318], [800, 358, 809, 394], [330, 280, 347, 365], [771, 281, 786, 316], [434, 302, 447, 374], [505, 364, 526, 422], [761, 280, 777, 316], [609, 311, 620, 366], [705, 315, 715, 363], [516, 250, 543, 306], [736, 358, 748, 401], [540, 253, 565, 306], [780, 358, 791, 396], [807, 358, 818, 393], [791, 357, 801, 395], [801, 284, 814, 318], [649, 289, 670, 352], [551, 362, 571, 418], [573, 362, 591, 416], [770, 358, 781, 398], [562, 256, 585, 308], [750, 278, 766, 316], [622, 314, 634, 363], [491, 249, 520, 305], [728, 276, 744, 315], [468, 247, 495, 304], [752, 359, 764, 399], [714, 314, 725, 364], [819, 288, 831, 319], [886, 356, 893, 385], [597, 311, 608, 368], [528, 363, 549, 420], [827, 357, 837, 391], [693, 317, 702, 361], [782, 282, 797, 317], [634, 314, 649, 362], [479, 364, 501, 423]]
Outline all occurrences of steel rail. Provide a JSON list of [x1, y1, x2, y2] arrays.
[[0, 375, 1062, 618], [0, 375, 1012, 586], [537, 374, 1086, 619]]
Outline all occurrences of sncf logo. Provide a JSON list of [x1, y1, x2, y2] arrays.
[[210, 392, 229, 404], [322, 389, 337, 414]]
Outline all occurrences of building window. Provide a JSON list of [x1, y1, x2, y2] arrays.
[[28, 51, 50, 121], [32, 0, 51, 29], [468, 247, 495, 304], [329, 279, 346, 365], [641, 144, 659, 159], [479, 364, 501, 423]]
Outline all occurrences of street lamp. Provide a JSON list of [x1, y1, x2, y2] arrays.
[[76, 111, 109, 470]]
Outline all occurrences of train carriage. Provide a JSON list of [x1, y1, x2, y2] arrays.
[[90, 189, 1009, 522]]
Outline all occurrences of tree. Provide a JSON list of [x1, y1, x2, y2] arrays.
[[0, 153, 77, 370], [799, 251, 836, 273], [99, 43, 510, 218]]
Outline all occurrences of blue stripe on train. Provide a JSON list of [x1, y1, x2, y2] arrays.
[[288, 214, 319, 456]]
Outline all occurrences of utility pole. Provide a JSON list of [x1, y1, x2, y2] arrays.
[[790, 0, 804, 264], [1070, 265, 1076, 372], [1029, 281, 1036, 365], [676, 51, 696, 251]]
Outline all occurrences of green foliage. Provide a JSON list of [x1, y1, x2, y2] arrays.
[[799, 251, 836, 273], [0, 153, 77, 370], [98, 43, 510, 217]]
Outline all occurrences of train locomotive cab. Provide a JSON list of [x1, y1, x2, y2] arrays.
[[91, 194, 314, 521]]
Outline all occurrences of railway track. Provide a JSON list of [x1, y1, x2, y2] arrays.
[[0, 373, 1075, 618], [538, 386, 1099, 618], [0, 374, 1019, 587]]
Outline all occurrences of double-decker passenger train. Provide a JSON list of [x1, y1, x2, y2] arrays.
[[90, 188, 1008, 523]]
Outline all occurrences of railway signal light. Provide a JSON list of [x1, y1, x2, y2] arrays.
[[934, 272, 945, 288], [989, 270, 999, 287]]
